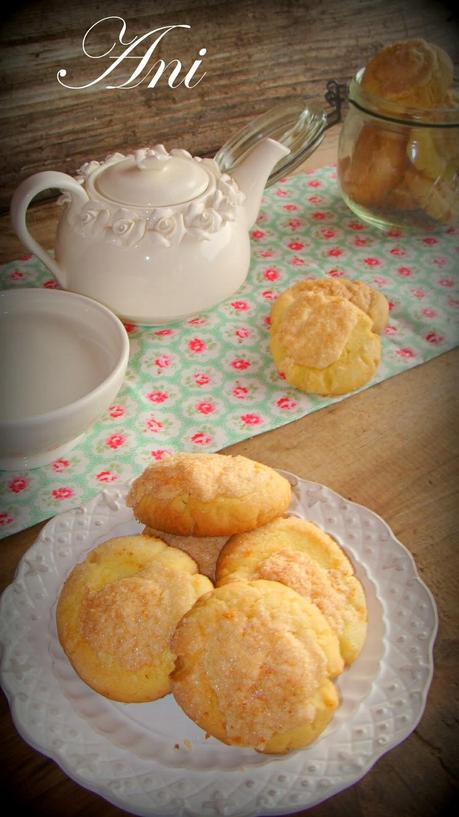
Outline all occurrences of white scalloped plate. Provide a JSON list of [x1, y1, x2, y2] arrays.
[[0, 473, 437, 816]]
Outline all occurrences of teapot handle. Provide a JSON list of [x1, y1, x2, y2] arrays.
[[10, 171, 89, 288]]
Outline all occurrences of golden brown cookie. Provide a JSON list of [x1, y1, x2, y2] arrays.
[[270, 289, 381, 396], [339, 123, 408, 207], [56, 535, 212, 702], [405, 166, 459, 225], [143, 526, 227, 581], [272, 276, 388, 334], [216, 516, 367, 666], [361, 39, 453, 107], [127, 453, 292, 537], [171, 580, 342, 753]]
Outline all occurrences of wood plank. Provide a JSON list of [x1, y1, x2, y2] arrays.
[[1, 0, 457, 212]]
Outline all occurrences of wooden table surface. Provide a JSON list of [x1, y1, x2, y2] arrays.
[[1, 2, 458, 816]]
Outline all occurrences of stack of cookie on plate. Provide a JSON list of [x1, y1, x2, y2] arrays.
[[56, 452, 367, 754]]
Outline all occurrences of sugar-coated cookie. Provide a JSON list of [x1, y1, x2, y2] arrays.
[[270, 289, 380, 396], [216, 516, 367, 666], [127, 453, 292, 537], [171, 580, 342, 753], [361, 39, 453, 107], [56, 535, 212, 702], [272, 276, 388, 334], [143, 526, 227, 581], [339, 123, 407, 207]]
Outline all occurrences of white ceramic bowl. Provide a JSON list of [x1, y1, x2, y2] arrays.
[[0, 288, 130, 470]]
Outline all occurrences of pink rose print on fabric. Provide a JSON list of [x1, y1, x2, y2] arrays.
[[308, 195, 323, 205], [422, 237, 439, 245], [390, 247, 406, 257], [432, 257, 448, 267], [411, 288, 425, 299], [327, 248, 343, 257], [10, 269, 23, 280], [364, 257, 381, 267], [283, 203, 299, 211], [259, 249, 274, 258], [425, 331, 444, 345], [289, 256, 305, 266], [52, 457, 70, 472], [251, 229, 266, 240], [188, 338, 207, 353], [275, 189, 288, 198], [196, 401, 215, 415], [240, 413, 263, 425], [187, 316, 207, 326], [193, 372, 211, 386], [312, 211, 327, 220], [191, 432, 213, 446], [8, 477, 29, 493], [96, 471, 118, 483], [353, 237, 369, 246], [373, 276, 388, 286], [109, 405, 125, 418], [307, 179, 321, 188], [287, 219, 302, 230], [146, 418, 164, 433], [232, 384, 249, 399], [438, 278, 454, 288], [386, 228, 402, 238], [231, 300, 250, 311], [235, 327, 251, 340], [263, 316, 272, 327], [106, 433, 126, 449], [397, 267, 412, 277], [348, 222, 364, 231], [384, 325, 397, 335], [43, 279, 59, 289], [261, 289, 277, 300], [421, 308, 437, 318], [52, 487, 74, 500], [276, 396, 299, 410], [151, 449, 172, 461], [231, 358, 251, 371], [287, 241, 305, 251], [122, 321, 136, 333], [396, 348, 416, 359], [327, 268, 345, 278], [147, 390, 169, 404], [320, 228, 336, 240], [154, 328, 175, 338], [0, 512, 14, 526], [263, 266, 280, 281], [154, 353, 172, 369]]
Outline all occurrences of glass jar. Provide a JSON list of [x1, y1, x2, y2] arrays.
[[338, 69, 459, 230]]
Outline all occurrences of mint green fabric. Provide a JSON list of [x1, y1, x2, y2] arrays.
[[1, 165, 458, 537]]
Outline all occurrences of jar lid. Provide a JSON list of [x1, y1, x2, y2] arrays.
[[95, 146, 209, 207], [214, 100, 328, 185]]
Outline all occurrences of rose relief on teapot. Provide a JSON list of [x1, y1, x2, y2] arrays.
[[11, 138, 289, 324]]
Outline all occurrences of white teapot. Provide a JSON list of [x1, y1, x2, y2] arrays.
[[11, 138, 290, 324]]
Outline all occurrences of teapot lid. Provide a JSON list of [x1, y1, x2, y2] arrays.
[[94, 145, 209, 207]]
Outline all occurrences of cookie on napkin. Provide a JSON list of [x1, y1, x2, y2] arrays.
[[270, 284, 381, 396]]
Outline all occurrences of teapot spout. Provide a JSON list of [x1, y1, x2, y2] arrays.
[[230, 138, 290, 229]]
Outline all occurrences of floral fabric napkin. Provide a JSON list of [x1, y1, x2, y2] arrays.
[[1, 165, 458, 537]]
